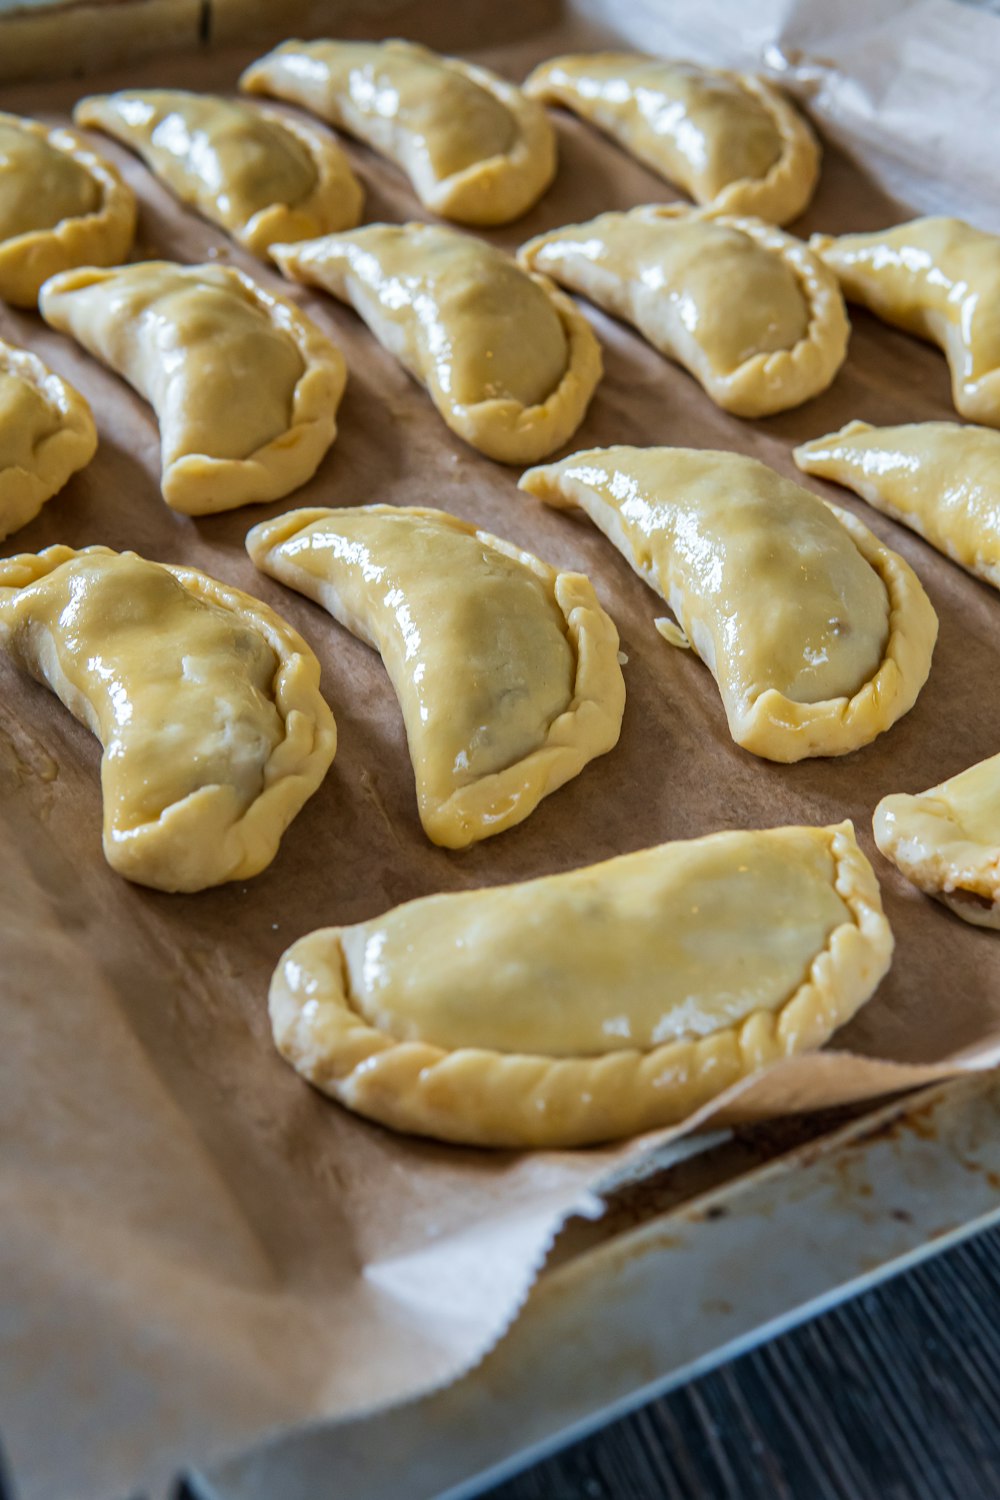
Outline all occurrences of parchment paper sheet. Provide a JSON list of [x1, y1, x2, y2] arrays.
[[2, 2, 1000, 1496]]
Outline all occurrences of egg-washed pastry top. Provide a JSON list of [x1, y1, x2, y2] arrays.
[[520, 446, 938, 762], [74, 89, 363, 256], [241, 38, 556, 225], [270, 820, 893, 1147], [38, 260, 346, 514], [0, 111, 136, 306], [0, 337, 96, 540], [520, 205, 848, 418], [247, 504, 625, 847], [0, 546, 336, 892], [523, 53, 819, 225], [273, 222, 601, 464]]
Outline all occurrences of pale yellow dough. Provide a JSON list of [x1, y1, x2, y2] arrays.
[[0, 546, 336, 892], [0, 337, 96, 540], [796, 420, 1000, 591], [38, 260, 346, 514], [520, 205, 848, 418], [241, 38, 556, 226], [247, 505, 624, 847], [812, 218, 1000, 427], [523, 53, 819, 226], [874, 754, 1000, 929], [270, 821, 892, 1147], [520, 446, 937, 762], [0, 112, 136, 308], [74, 90, 363, 256], [273, 223, 601, 464]]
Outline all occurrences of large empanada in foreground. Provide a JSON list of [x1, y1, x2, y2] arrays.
[[0, 337, 96, 539]]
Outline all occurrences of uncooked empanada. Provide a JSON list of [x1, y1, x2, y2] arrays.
[[246, 504, 624, 847], [520, 446, 937, 761], [38, 260, 346, 514], [0, 337, 96, 540], [519, 205, 848, 418], [875, 754, 1000, 929], [241, 38, 555, 225], [0, 111, 136, 306], [523, 53, 819, 226], [812, 218, 1000, 426], [0, 546, 336, 891], [74, 89, 363, 256], [273, 223, 601, 464], [796, 420, 1000, 591], [270, 820, 892, 1147]]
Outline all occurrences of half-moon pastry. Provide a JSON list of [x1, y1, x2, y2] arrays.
[[520, 446, 937, 761], [246, 504, 624, 847], [874, 754, 1000, 929], [38, 260, 346, 514], [0, 111, 136, 307], [0, 546, 337, 891], [270, 820, 893, 1147], [523, 53, 819, 225], [519, 205, 848, 418], [812, 218, 1000, 426], [0, 337, 97, 540], [74, 89, 363, 256], [241, 38, 556, 225], [273, 223, 601, 464]]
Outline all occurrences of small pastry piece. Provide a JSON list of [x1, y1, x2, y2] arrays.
[[523, 53, 819, 225], [874, 754, 1000, 929], [240, 38, 556, 226], [795, 420, 1000, 591], [39, 260, 346, 514], [0, 111, 136, 306], [0, 546, 336, 891], [0, 337, 96, 540], [520, 446, 937, 762], [247, 505, 624, 847], [519, 205, 848, 418], [273, 223, 601, 464], [812, 218, 1000, 426], [271, 820, 892, 1147], [73, 90, 363, 256]]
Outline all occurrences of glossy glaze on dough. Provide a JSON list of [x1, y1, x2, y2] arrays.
[[523, 53, 819, 225], [812, 218, 1000, 427], [74, 90, 363, 255], [520, 206, 848, 417], [0, 546, 336, 891], [875, 754, 1000, 929], [0, 112, 135, 306], [39, 260, 346, 513], [0, 337, 96, 540], [273, 223, 601, 464], [247, 505, 624, 847], [241, 38, 556, 225], [520, 446, 937, 761], [270, 821, 892, 1147]]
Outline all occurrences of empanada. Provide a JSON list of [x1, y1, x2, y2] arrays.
[[796, 420, 1000, 591], [246, 504, 624, 847], [38, 260, 346, 514], [519, 205, 848, 418], [273, 223, 601, 464], [74, 89, 363, 256], [523, 53, 819, 225], [241, 38, 555, 225], [0, 546, 336, 891], [812, 218, 1000, 426], [520, 446, 937, 761], [874, 754, 1000, 929], [0, 111, 136, 307], [270, 820, 892, 1147], [0, 337, 96, 540]]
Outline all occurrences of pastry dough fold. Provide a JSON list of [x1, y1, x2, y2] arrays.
[[0, 337, 96, 539]]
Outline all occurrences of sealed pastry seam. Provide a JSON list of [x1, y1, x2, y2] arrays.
[[0, 339, 96, 539]]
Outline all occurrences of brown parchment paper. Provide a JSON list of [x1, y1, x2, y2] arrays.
[[3, 7, 1000, 1498]]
